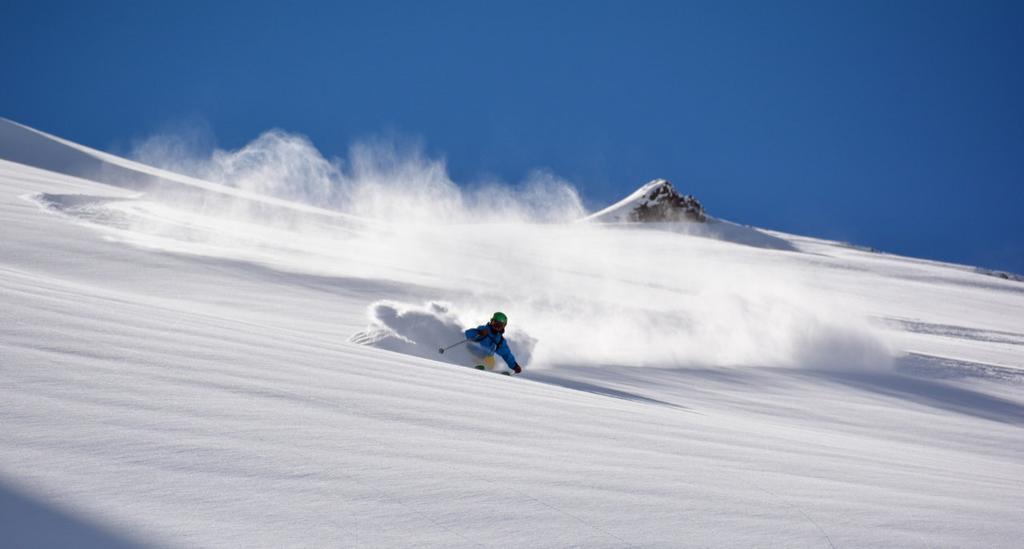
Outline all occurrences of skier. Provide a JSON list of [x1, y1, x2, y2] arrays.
[[465, 312, 522, 374]]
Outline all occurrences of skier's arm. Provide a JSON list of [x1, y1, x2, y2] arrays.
[[464, 325, 489, 341], [496, 342, 517, 369]]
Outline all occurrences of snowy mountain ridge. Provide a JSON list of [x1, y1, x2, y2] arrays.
[[1, 119, 1022, 548]]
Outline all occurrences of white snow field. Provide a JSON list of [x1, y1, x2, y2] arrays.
[[1, 118, 1022, 548]]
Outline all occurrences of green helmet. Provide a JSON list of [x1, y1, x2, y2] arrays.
[[491, 312, 508, 324]]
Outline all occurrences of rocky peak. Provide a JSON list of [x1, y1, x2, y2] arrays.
[[627, 179, 706, 223]]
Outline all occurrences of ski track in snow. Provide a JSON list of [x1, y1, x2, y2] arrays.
[[1, 119, 1023, 548]]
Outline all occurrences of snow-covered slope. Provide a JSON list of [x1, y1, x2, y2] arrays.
[[1, 120, 1022, 548]]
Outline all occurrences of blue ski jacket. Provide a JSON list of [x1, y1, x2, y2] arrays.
[[464, 325, 517, 368]]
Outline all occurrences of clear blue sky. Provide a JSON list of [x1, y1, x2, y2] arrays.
[[3, 1, 1023, 272]]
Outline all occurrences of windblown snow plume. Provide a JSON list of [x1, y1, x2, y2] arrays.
[[60, 124, 893, 373], [341, 223, 892, 372], [131, 129, 585, 224]]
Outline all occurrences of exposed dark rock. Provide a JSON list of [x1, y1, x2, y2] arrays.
[[628, 180, 706, 223]]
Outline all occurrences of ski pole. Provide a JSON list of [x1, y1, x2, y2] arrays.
[[438, 339, 468, 354]]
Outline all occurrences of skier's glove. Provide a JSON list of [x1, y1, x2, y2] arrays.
[[512, 364, 522, 374]]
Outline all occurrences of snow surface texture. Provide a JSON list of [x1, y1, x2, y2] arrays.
[[1, 117, 1023, 548]]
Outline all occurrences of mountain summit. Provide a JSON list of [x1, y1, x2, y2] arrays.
[[585, 179, 706, 223]]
